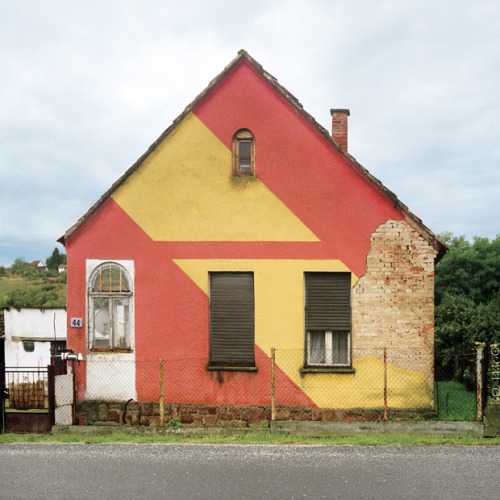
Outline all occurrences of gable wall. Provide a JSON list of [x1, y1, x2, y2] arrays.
[[65, 58, 438, 416]]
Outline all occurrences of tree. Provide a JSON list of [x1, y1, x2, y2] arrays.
[[435, 234, 500, 305], [10, 257, 34, 278], [46, 247, 66, 270], [434, 233, 500, 349]]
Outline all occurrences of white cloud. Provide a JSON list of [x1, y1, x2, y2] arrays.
[[1, 0, 499, 266]]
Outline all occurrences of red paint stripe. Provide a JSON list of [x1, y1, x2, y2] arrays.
[[193, 59, 404, 277]]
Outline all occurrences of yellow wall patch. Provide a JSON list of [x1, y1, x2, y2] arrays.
[[173, 258, 432, 409], [112, 113, 319, 242]]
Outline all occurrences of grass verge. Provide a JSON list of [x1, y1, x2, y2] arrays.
[[1, 431, 499, 446]]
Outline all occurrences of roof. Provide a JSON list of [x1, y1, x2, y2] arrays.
[[59, 50, 446, 260]]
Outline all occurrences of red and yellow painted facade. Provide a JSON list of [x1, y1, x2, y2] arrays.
[[64, 52, 442, 412]]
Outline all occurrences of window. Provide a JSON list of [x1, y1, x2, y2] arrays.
[[88, 263, 133, 351], [209, 272, 255, 368], [232, 129, 255, 176], [305, 272, 351, 367], [23, 341, 35, 353]]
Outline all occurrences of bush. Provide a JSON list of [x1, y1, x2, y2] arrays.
[[4, 288, 61, 308]]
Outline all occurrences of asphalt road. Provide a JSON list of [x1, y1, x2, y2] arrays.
[[0, 443, 498, 499]]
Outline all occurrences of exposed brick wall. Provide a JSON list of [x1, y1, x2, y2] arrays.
[[352, 219, 438, 384], [76, 401, 435, 427]]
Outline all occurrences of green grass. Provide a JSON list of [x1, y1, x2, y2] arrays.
[[435, 381, 477, 421], [1, 431, 499, 446], [0, 278, 39, 296]]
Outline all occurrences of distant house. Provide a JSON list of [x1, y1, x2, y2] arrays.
[[31, 261, 47, 273], [58, 264, 68, 273], [60, 51, 446, 425]]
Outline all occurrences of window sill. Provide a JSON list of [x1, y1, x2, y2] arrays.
[[206, 365, 258, 372], [300, 366, 355, 375], [89, 348, 133, 353]]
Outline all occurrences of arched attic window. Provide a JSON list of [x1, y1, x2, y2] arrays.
[[88, 263, 133, 351], [232, 129, 255, 177]]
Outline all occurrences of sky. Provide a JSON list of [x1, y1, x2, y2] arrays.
[[1, 0, 499, 267]]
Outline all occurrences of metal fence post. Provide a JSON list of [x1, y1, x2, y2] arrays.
[[47, 364, 55, 428], [159, 359, 164, 427], [271, 348, 276, 422], [383, 348, 388, 421]]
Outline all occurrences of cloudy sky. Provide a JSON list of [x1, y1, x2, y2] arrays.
[[1, 0, 499, 267]]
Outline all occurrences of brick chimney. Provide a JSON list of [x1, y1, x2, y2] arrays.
[[330, 109, 350, 151]]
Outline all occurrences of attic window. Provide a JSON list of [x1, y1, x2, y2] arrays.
[[232, 129, 255, 176]]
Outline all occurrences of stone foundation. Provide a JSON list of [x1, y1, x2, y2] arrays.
[[76, 401, 436, 427]]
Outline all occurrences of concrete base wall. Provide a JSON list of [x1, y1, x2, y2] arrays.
[[272, 420, 484, 437], [483, 404, 500, 437], [52, 420, 485, 437]]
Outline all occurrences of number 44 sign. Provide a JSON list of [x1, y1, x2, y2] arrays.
[[71, 318, 83, 328]]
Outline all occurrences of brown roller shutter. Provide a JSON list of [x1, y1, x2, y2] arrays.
[[305, 272, 351, 331], [210, 272, 255, 366]]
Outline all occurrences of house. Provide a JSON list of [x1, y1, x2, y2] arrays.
[[31, 261, 47, 272], [58, 264, 68, 273], [59, 51, 446, 425], [3, 307, 67, 369], [2, 307, 67, 432]]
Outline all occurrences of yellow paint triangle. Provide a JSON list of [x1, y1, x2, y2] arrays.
[[112, 113, 318, 242]]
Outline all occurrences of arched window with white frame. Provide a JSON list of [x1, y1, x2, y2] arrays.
[[88, 262, 133, 351]]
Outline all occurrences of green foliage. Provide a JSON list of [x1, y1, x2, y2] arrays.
[[435, 234, 500, 305], [0, 255, 67, 307], [435, 234, 500, 348], [10, 257, 36, 278], [46, 247, 66, 270], [167, 418, 183, 427], [3, 287, 61, 308]]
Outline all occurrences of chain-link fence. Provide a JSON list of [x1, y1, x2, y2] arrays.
[[434, 350, 478, 421], [84, 353, 273, 406], [76, 346, 480, 425], [275, 347, 434, 413]]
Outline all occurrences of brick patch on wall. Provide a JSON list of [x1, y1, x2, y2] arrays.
[[353, 219, 438, 384]]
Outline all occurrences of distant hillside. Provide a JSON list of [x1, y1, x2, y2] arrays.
[[0, 274, 67, 308]]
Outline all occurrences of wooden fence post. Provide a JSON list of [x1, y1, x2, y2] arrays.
[[271, 348, 276, 422], [159, 359, 164, 427], [476, 345, 484, 421]]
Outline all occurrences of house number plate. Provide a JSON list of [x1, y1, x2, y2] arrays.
[[71, 318, 83, 328]]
